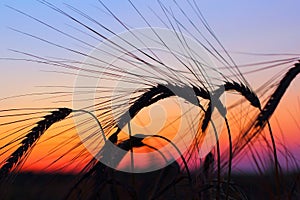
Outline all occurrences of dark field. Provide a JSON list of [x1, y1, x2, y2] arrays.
[[2, 170, 300, 200]]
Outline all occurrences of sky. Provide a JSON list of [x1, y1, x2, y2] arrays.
[[0, 0, 300, 173], [1, 0, 300, 97]]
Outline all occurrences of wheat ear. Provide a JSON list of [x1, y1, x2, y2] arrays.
[[254, 62, 300, 192], [109, 83, 209, 143], [0, 108, 72, 179], [230, 62, 300, 185], [224, 81, 261, 109], [256, 62, 300, 127]]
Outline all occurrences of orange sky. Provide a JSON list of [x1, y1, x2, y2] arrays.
[[1, 83, 299, 174]]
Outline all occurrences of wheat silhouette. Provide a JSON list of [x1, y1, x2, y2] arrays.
[[1, 1, 300, 199]]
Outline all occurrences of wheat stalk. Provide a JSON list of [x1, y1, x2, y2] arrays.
[[256, 62, 300, 127], [232, 62, 300, 163], [0, 108, 72, 179], [224, 81, 261, 109], [109, 83, 210, 143], [113, 80, 260, 143]]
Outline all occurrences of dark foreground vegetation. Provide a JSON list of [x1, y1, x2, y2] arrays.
[[2, 169, 300, 200]]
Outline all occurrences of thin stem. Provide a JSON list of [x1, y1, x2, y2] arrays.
[[224, 117, 232, 200], [128, 121, 136, 187]]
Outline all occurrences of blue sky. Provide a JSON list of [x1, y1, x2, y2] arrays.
[[0, 0, 300, 98], [1, 1, 300, 53]]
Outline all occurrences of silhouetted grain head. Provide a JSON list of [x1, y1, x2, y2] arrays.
[[0, 108, 72, 179], [224, 81, 261, 109], [256, 62, 300, 127], [109, 83, 209, 143]]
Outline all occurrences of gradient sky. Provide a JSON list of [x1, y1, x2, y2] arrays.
[[0, 1, 300, 173], [1, 1, 300, 98]]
